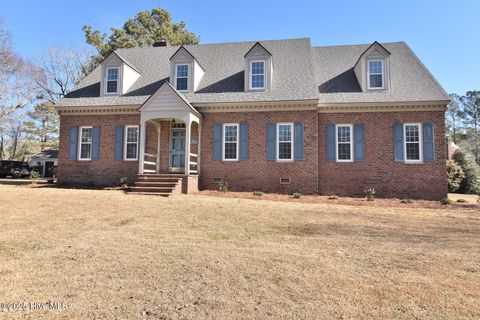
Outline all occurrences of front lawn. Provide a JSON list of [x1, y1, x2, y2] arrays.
[[0, 186, 479, 319]]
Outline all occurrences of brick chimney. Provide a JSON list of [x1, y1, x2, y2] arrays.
[[153, 40, 170, 47]]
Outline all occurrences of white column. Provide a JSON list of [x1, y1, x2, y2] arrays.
[[197, 120, 201, 175], [156, 123, 161, 174], [184, 117, 191, 175], [138, 119, 147, 174]]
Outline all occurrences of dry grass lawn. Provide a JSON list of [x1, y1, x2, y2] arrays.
[[0, 185, 479, 319]]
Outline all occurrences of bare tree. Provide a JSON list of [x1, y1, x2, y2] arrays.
[[0, 17, 12, 73], [34, 46, 91, 104], [0, 18, 43, 121]]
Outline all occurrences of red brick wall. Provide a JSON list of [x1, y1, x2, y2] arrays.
[[58, 109, 447, 199], [317, 111, 447, 200], [57, 114, 140, 185], [199, 110, 319, 194]]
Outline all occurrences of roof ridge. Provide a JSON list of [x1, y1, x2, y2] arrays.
[[312, 41, 404, 49], [115, 37, 311, 52]]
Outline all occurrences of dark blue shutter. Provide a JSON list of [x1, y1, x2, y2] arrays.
[[393, 122, 404, 162], [91, 126, 100, 160], [423, 123, 434, 162], [294, 122, 304, 161], [354, 124, 364, 161], [266, 123, 276, 161], [68, 126, 78, 160], [239, 122, 248, 160], [326, 124, 336, 161], [114, 125, 124, 161], [212, 124, 222, 160]]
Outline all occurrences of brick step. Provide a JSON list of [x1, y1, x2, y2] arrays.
[[136, 179, 181, 185], [129, 186, 175, 193], [137, 175, 181, 181], [134, 181, 178, 187], [127, 191, 171, 197]]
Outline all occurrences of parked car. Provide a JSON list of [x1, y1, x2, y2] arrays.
[[0, 160, 32, 178]]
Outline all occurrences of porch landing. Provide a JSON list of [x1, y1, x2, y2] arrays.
[[128, 174, 199, 196]]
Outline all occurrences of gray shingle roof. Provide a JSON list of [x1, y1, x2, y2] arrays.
[[314, 42, 449, 104], [31, 149, 58, 159], [57, 38, 448, 107]]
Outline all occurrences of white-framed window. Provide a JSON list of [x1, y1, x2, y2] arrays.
[[105, 67, 119, 94], [78, 126, 93, 160], [367, 60, 384, 90], [277, 123, 293, 161], [175, 64, 189, 92], [336, 124, 353, 162], [124, 125, 139, 161], [404, 123, 423, 163], [250, 60, 265, 90], [222, 123, 239, 161]]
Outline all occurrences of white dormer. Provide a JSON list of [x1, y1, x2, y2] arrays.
[[169, 46, 205, 93], [353, 42, 391, 92], [244, 42, 272, 92], [100, 51, 141, 96]]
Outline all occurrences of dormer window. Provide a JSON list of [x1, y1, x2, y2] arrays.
[[367, 60, 384, 90], [106, 67, 119, 94], [175, 64, 189, 92], [250, 61, 265, 90], [244, 42, 272, 92]]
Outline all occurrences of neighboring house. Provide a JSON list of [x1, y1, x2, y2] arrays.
[[30, 150, 58, 178], [55, 38, 450, 199]]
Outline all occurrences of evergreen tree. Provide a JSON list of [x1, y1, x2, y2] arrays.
[[23, 102, 59, 151], [82, 8, 199, 71]]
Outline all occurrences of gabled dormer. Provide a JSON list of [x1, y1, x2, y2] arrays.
[[169, 46, 205, 93], [244, 42, 272, 92], [354, 41, 391, 92], [100, 51, 141, 96]]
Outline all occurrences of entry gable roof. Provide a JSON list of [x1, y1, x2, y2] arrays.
[[139, 81, 202, 118]]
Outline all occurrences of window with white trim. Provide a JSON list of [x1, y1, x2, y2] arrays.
[[78, 127, 93, 160], [223, 124, 239, 161], [336, 124, 353, 162], [124, 125, 139, 160], [106, 67, 119, 94], [367, 60, 384, 89], [404, 123, 422, 162], [175, 64, 189, 92], [277, 123, 293, 161], [250, 60, 265, 89]]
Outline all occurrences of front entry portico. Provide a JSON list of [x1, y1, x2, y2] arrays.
[[138, 82, 202, 176]]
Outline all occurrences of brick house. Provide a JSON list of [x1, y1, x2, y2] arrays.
[[55, 38, 450, 199]]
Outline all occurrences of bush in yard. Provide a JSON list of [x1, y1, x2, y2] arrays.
[[364, 187, 376, 201], [119, 176, 128, 188], [218, 179, 229, 192], [328, 195, 338, 200], [440, 197, 452, 205], [30, 171, 40, 184], [456, 199, 467, 203], [253, 191, 264, 196], [447, 160, 465, 192], [400, 199, 413, 204], [452, 149, 480, 194], [293, 192, 301, 199]]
